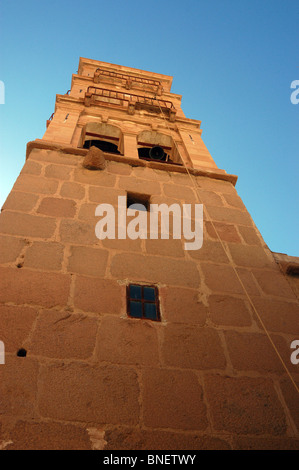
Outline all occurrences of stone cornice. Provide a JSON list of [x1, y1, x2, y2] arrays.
[[78, 57, 173, 88], [54, 95, 201, 130], [26, 140, 238, 186]]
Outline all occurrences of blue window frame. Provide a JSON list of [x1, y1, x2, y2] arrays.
[[127, 284, 160, 321]]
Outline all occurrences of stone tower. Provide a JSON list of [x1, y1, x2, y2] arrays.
[[0, 58, 298, 450]]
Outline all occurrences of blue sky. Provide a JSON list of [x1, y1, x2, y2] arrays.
[[0, 0, 298, 255]]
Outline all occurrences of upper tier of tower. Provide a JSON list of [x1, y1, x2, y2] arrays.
[[41, 57, 229, 175]]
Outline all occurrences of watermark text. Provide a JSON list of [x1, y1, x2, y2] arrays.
[[95, 197, 203, 251], [290, 340, 299, 365], [290, 80, 299, 104], [0, 340, 5, 364]]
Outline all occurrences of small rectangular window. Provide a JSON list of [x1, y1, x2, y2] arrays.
[[127, 283, 160, 321], [127, 192, 150, 211]]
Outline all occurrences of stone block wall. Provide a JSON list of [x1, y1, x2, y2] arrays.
[[0, 147, 298, 450]]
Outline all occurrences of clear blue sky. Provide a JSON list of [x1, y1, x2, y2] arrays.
[[0, 0, 298, 255]]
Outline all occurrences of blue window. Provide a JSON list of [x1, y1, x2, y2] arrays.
[[127, 284, 160, 321]]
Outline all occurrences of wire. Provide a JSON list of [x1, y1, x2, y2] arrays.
[[155, 100, 299, 397]]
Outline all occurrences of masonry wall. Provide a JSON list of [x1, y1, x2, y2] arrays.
[[0, 147, 298, 450]]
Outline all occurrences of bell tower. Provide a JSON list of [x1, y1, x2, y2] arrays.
[[42, 58, 229, 175], [0, 58, 298, 450]]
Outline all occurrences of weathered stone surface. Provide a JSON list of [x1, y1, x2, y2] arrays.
[[89, 186, 126, 205], [198, 190, 224, 207], [60, 181, 85, 200], [77, 203, 98, 223], [102, 236, 142, 252], [235, 267, 261, 296], [204, 375, 287, 435], [208, 294, 252, 327], [74, 276, 125, 315], [196, 176, 236, 194], [224, 331, 291, 374], [160, 286, 207, 325], [279, 378, 299, 432], [251, 298, 299, 334], [189, 239, 229, 263], [142, 368, 208, 430], [110, 253, 200, 288], [96, 316, 159, 366], [207, 206, 253, 226], [38, 362, 140, 425], [13, 174, 58, 195], [132, 166, 171, 182], [0, 356, 39, 419], [28, 310, 98, 359], [238, 225, 262, 245], [29, 148, 81, 166], [145, 238, 185, 258], [20, 160, 42, 176], [0, 235, 27, 264], [227, 244, 275, 269], [7, 421, 92, 450], [0, 267, 71, 308], [163, 183, 195, 201], [37, 197, 77, 218], [104, 428, 231, 450], [169, 172, 191, 186], [59, 219, 98, 245], [45, 164, 72, 180], [233, 437, 299, 450], [205, 221, 242, 243], [67, 245, 108, 277], [74, 168, 116, 187], [201, 263, 243, 294], [1, 191, 39, 213], [223, 193, 246, 210], [107, 160, 132, 175], [24, 242, 64, 271], [0, 305, 37, 352], [119, 176, 161, 195], [162, 325, 226, 370], [252, 269, 297, 299], [0, 211, 56, 238]]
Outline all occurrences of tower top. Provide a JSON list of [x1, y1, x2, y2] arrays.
[[30, 57, 237, 185], [78, 57, 174, 92]]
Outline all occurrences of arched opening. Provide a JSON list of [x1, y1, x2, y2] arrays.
[[137, 130, 181, 164], [83, 139, 120, 154], [82, 122, 123, 155]]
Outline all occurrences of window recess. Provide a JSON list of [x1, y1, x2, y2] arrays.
[[127, 284, 160, 321]]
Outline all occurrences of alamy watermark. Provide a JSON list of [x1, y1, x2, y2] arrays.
[[290, 340, 299, 365], [0, 340, 5, 364], [95, 196, 203, 250], [290, 80, 299, 104]]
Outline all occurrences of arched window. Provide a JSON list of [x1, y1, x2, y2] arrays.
[[137, 130, 182, 164], [82, 122, 123, 155]]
